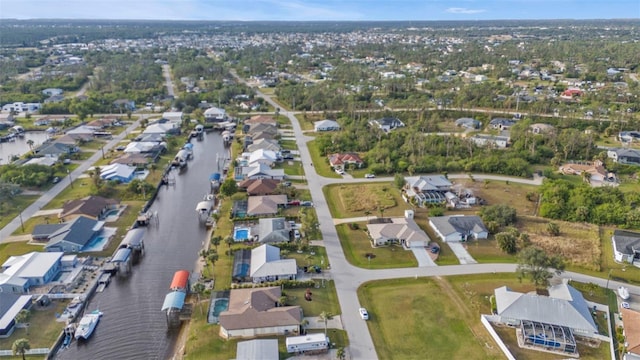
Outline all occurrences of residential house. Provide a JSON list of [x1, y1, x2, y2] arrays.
[[99, 163, 137, 183], [530, 123, 555, 134], [494, 280, 598, 339], [236, 339, 279, 360], [110, 153, 151, 167], [368, 117, 405, 132], [256, 218, 292, 243], [611, 230, 640, 265], [239, 101, 259, 111], [54, 134, 82, 145], [247, 195, 288, 217], [218, 286, 303, 339], [245, 115, 277, 127], [0, 293, 32, 337], [248, 149, 279, 167], [489, 118, 516, 130], [204, 107, 227, 122], [60, 195, 119, 221], [367, 215, 430, 248], [23, 157, 58, 167], [143, 122, 180, 136], [559, 160, 615, 183], [619, 131, 640, 143], [66, 125, 98, 139], [238, 163, 285, 181], [314, 119, 341, 132], [32, 215, 104, 252], [327, 153, 364, 170], [470, 134, 510, 149], [113, 99, 136, 111], [608, 148, 640, 166], [239, 179, 281, 196], [124, 141, 166, 154], [248, 123, 278, 137], [0, 252, 64, 293], [621, 308, 640, 359], [1, 102, 41, 113], [403, 175, 452, 206], [34, 142, 79, 157], [429, 215, 488, 242], [162, 112, 184, 124], [250, 244, 297, 283], [44, 95, 65, 104], [455, 117, 482, 129], [42, 88, 63, 96], [246, 138, 280, 153]]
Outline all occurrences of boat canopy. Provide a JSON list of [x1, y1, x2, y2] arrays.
[[196, 201, 213, 213], [183, 143, 194, 151], [209, 173, 221, 181], [161, 291, 186, 311], [111, 248, 132, 263], [170, 270, 190, 291], [119, 228, 145, 249]]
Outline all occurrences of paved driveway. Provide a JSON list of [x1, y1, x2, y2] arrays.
[[411, 247, 437, 267], [447, 242, 478, 264]]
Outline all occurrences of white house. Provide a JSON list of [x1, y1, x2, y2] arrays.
[[470, 134, 510, 148], [162, 111, 184, 125], [367, 216, 430, 248], [429, 215, 488, 242], [204, 107, 227, 122], [143, 122, 177, 135], [99, 163, 136, 183], [611, 229, 640, 265], [314, 119, 341, 132], [250, 244, 297, 283], [248, 149, 279, 167], [0, 252, 64, 293]]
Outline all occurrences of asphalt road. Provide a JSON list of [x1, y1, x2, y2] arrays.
[[229, 70, 640, 359]]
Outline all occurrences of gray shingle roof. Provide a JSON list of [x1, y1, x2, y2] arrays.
[[612, 229, 640, 256], [429, 215, 487, 236]]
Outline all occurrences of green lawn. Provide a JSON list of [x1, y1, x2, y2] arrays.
[[465, 239, 518, 263], [0, 195, 39, 230], [307, 140, 341, 178], [0, 301, 66, 350], [280, 161, 303, 176], [294, 114, 322, 132], [285, 280, 341, 316], [358, 277, 504, 360], [0, 241, 44, 265], [42, 178, 94, 209], [336, 223, 417, 269], [279, 139, 298, 151], [323, 183, 408, 219]]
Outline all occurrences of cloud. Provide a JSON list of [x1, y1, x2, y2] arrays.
[[445, 7, 486, 14]]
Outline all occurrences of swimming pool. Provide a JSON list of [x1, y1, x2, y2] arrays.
[[82, 236, 106, 252], [233, 227, 250, 241], [207, 298, 229, 324], [105, 209, 120, 217]]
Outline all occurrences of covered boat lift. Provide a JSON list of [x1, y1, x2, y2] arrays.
[[111, 248, 132, 276], [161, 291, 191, 327], [170, 270, 190, 293], [119, 228, 145, 263]]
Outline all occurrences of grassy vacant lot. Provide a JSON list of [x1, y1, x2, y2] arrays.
[[0, 301, 66, 350], [336, 223, 417, 269], [42, 178, 94, 209], [307, 140, 341, 179], [454, 178, 538, 216], [323, 183, 408, 219], [280, 161, 303, 176], [466, 239, 518, 263], [295, 113, 324, 132], [0, 195, 39, 230], [359, 277, 504, 360], [519, 216, 601, 271]]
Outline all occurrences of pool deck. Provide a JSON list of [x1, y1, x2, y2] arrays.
[[207, 290, 230, 324]]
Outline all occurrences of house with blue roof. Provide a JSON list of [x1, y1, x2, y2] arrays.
[[32, 216, 104, 253]]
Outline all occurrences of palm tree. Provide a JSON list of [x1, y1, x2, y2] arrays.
[[12, 338, 30, 360], [582, 171, 592, 184], [26, 140, 34, 152], [192, 283, 205, 315], [319, 311, 333, 335], [210, 236, 221, 251], [14, 309, 30, 334], [336, 347, 346, 360], [207, 252, 219, 274], [299, 318, 309, 334]]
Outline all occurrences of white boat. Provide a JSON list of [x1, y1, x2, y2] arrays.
[[74, 310, 103, 340], [618, 286, 630, 300]]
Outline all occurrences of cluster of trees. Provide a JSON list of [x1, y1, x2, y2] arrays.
[[538, 178, 640, 227], [0, 164, 53, 187]]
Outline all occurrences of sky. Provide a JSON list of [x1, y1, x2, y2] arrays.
[[0, 0, 638, 21]]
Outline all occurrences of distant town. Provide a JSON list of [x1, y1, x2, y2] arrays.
[[0, 19, 639, 360]]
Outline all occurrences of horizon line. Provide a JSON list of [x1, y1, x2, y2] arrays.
[[1, 18, 638, 22]]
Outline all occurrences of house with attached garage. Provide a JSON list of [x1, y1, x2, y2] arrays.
[[368, 117, 405, 132], [403, 175, 452, 206], [246, 195, 288, 217], [256, 218, 293, 243], [218, 286, 303, 339], [32, 215, 104, 253], [608, 148, 640, 166], [429, 215, 488, 242], [611, 229, 640, 266], [250, 244, 297, 283], [314, 119, 341, 132], [367, 213, 431, 248], [0, 293, 33, 337], [328, 152, 364, 171], [455, 117, 482, 129], [59, 195, 119, 221]]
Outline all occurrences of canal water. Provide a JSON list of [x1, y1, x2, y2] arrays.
[[0, 131, 50, 163], [57, 132, 227, 360]]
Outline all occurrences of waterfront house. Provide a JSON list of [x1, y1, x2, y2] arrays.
[[204, 107, 227, 122], [0, 293, 33, 337], [245, 115, 277, 127], [239, 179, 280, 196], [34, 142, 79, 157], [250, 244, 297, 283], [247, 195, 288, 217], [256, 218, 292, 243], [0, 252, 64, 293], [246, 138, 281, 153], [219, 286, 303, 339], [59, 195, 119, 221], [33, 216, 104, 252], [99, 163, 136, 183]]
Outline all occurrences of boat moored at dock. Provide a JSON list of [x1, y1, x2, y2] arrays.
[[74, 310, 103, 340]]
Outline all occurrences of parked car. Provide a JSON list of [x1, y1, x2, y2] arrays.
[[282, 181, 292, 187], [52, 176, 60, 184], [293, 229, 301, 240], [364, 173, 375, 178], [359, 307, 369, 320], [283, 155, 294, 160], [621, 302, 631, 309], [335, 168, 345, 175], [301, 201, 314, 207], [288, 200, 300, 206]]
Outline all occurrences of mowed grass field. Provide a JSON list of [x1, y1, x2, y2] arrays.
[[336, 223, 418, 268], [323, 183, 409, 218], [359, 277, 504, 360], [453, 178, 538, 216]]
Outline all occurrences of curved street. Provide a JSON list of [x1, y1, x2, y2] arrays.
[[233, 71, 640, 359]]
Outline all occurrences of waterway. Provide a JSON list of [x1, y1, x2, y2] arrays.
[[57, 132, 227, 360], [0, 131, 51, 163]]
